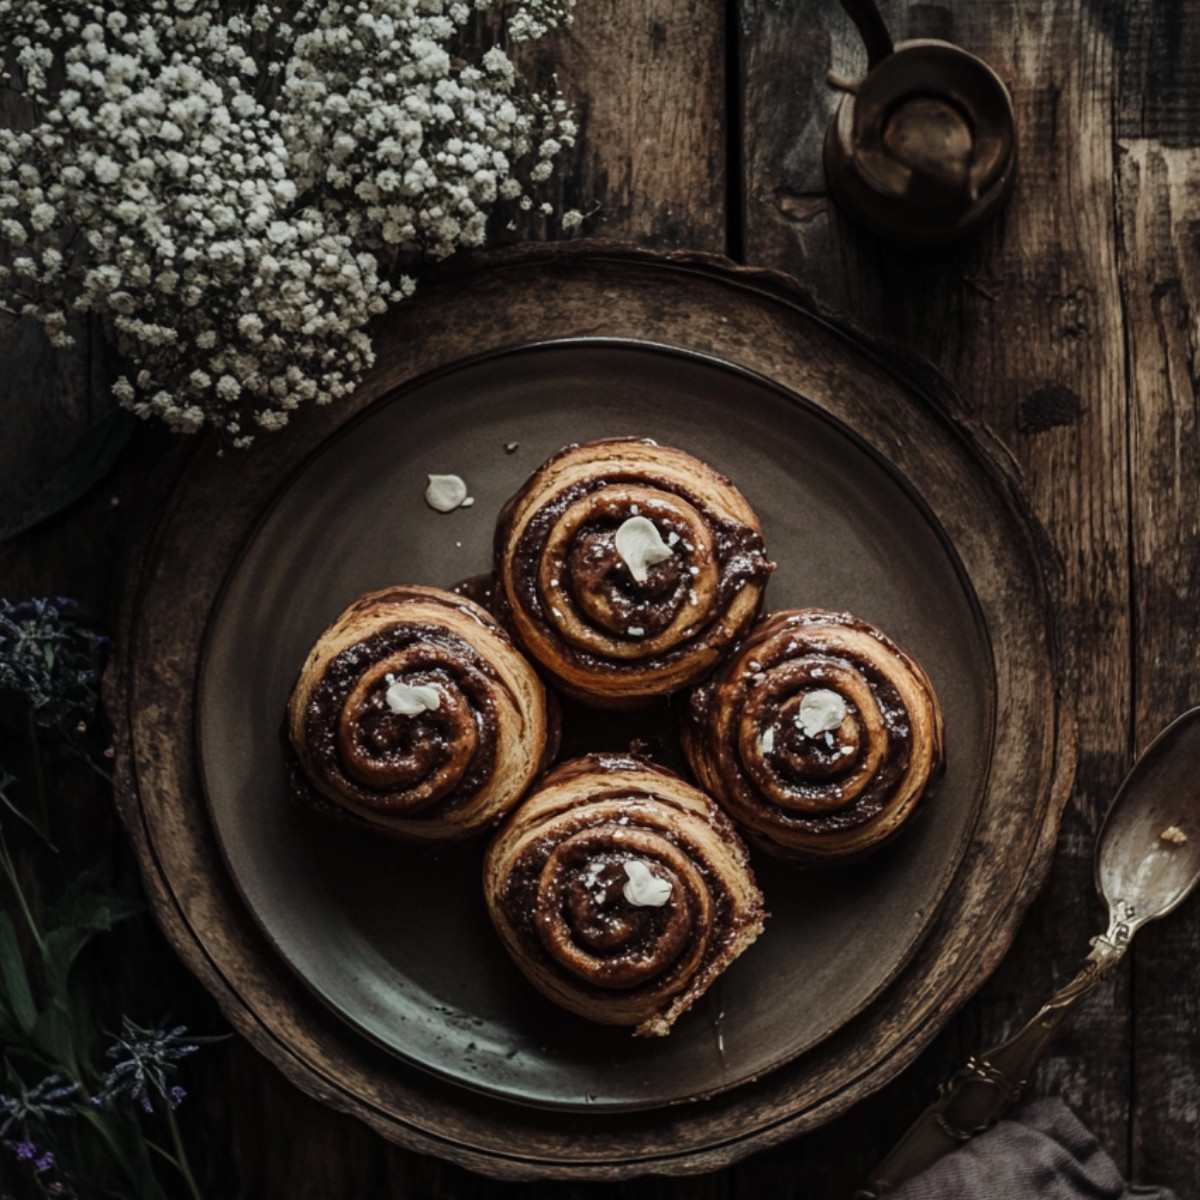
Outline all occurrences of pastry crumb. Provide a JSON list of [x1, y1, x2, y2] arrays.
[[504, 441, 519, 453], [1159, 825, 1188, 845]]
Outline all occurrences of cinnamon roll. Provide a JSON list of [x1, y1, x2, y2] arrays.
[[484, 754, 767, 1036], [682, 609, 944, 864], [284, 585, 557, 841], [493, 439, 774, 707]]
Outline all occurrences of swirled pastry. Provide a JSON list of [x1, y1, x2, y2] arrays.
[[493, 439, 774, 707], [484, 754, 767, 1036], [285, 585, 557, 841], [682, 609, 944, 864]]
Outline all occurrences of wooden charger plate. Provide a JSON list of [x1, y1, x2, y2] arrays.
[[111, 244, 1074, 1178]]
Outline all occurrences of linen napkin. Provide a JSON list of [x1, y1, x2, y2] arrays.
[[887, 1099, 1178, 1199]]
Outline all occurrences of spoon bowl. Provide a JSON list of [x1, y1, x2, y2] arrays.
[[1097, 706, 1200, 936]]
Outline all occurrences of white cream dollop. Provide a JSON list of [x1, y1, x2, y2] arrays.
[[384, 681, 442, 715], [424, 473, 469, 512], [614, 515, 674, 583], [622, 859, 673, 907], [797, 689, 847, 738]]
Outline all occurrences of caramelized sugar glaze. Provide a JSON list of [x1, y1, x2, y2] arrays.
[[493, 439, 775, 708], [285, 585, 558, 840], [683, 609, 944, 864], [484, 755, 767, 1036]]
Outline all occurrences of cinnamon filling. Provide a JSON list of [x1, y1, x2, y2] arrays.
[[304, 622, 502, 816], [507, 476, 771, 671], [706, 614, 921, 834]]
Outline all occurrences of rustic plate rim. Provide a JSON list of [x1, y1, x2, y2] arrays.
[[109, 242, 1074, 1179]]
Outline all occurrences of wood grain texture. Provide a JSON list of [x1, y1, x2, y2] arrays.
[[738, 0, 857, 309], [740, 0, 1138, 1185], [506, 0, 726, 252], [5, 0, 1199, 1191], [1115, 11, 1200, 1199], [1118, 137, 1200, 1196]]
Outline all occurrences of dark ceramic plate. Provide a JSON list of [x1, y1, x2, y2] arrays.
[[196, 339, 993, 1112]]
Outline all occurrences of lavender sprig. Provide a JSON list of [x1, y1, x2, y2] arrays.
[[10, 1139, 54, 1174], [92, 1021, 201, 1116], [0, 1074, 79, 1142], [0, 598, 104, 738]]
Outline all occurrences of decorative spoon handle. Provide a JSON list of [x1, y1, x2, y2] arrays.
[[855, 924, 1129, 1197]]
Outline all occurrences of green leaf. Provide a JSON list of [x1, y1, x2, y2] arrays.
[[40, 890, 143, 1034], [0, 994, 22, 1043], [0, 912, 37, 1036], [67, 976, 97, 1069], [45, 879, 144, 937], [31, 1000, 80, 1078], [82, 1104, 173, 1200], [43, 926, 93, 1005]]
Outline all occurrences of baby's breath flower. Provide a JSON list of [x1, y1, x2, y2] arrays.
[[507, 0, 578, 41], [0, 0, 577, 441], [93, 156, 120, 185]]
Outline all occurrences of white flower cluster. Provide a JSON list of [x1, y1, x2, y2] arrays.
[[0, 0, 577, 444]]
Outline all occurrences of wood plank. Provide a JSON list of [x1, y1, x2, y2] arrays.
[[1117, 137, 1200, 1197], [1116, 7, 1200, 1193], [508, 0, 727, 253], [738, 0, 856, 307], [1114, 0, 1200, 149], [739, 0, 1134, 1188]]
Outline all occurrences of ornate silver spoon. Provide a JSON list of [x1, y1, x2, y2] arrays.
[[859, 705, 1200, 1196]]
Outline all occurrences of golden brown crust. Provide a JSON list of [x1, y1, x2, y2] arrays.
[[285, 585, 557, 841], [681, 609, 944, 864], [483, 754, 767, 1036], [492, 438, 774, 708]]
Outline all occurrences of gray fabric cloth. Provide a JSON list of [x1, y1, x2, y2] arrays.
[[889, 1099, 1178, 1200]]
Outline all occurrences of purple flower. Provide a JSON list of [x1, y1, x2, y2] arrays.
[[13, 1140, 36, 1161], [0, 597, 103, 734], [34, 1151, 54, 1174], [93, 1020, 201, 1115], [0, 1075, 79, 1140]]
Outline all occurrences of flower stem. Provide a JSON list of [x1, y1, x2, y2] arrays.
[[0, 827, 46, 955], [80, 1105, 144, 1192], [67, 742, 114, 786], [27, 708, 50, 835], [164, 1101, 204, 1200], [145, 1138, 186, 1174]]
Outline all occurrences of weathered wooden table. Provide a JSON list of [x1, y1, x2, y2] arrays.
[[4, 0, 1199, 1194]]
